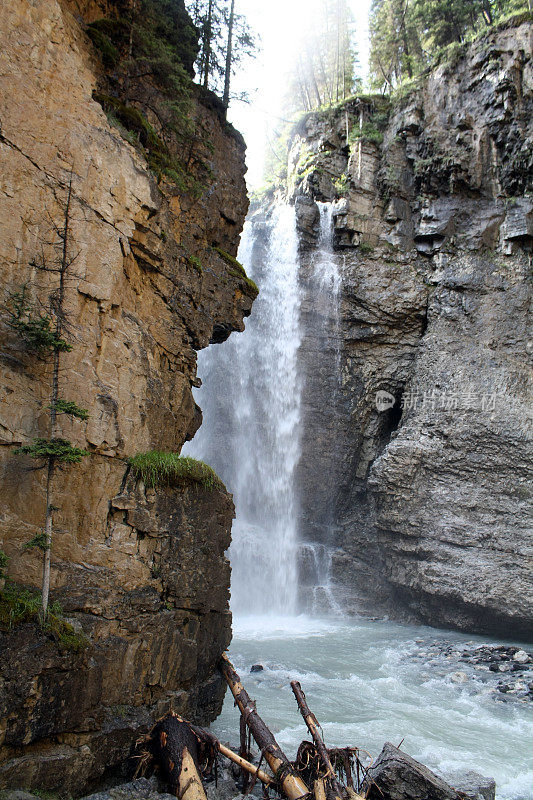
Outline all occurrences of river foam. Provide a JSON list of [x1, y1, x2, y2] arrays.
[[213, 616, 533, 800]]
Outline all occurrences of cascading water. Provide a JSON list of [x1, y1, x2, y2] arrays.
[[298, 202, 344, 616], [185, 204, 302, 616]]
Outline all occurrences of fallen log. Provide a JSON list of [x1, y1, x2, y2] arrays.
[[290, 680, 345, 799], [220, 653, 310, 800]]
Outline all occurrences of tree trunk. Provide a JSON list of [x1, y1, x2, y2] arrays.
[[41, 459, 54, 616], [222, 0, 235, 110], [314, 779, 326, 800], [220, 654, 309, 800], [174, 715, 276, 788], [42, 174, 72, 617], [203, 0, 213, 89], [290, 681, 345, 800]]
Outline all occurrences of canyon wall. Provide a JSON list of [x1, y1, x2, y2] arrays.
[[0, 0, 254, 792], [289, 16, 532, 637]]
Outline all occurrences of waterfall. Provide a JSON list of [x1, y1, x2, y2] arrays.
[[299, 202, 344, 616], [185, 204, 302, 617]]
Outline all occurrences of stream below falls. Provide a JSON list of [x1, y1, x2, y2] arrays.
[[212, 616, 533, 800], [186, 204, 533, 799]]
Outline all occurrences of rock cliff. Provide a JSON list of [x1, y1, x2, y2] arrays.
[[0, 0, 254, 792], [289, 16, 532, 637]]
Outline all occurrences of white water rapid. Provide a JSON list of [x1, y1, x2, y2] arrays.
[[185, 203, 533, 800]]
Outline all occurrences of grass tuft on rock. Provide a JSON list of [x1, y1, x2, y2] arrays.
[[212, 247, 258, 295], [129, 451, 222, 490], [0, 583, 88, 653]]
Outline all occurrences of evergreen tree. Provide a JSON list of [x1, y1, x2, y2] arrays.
[[285, 0, 359, 115], [369, 0, 531, 89], [7, 176, 89, 617], [369, 0, 424, 90], [187, 0, 257, 101]]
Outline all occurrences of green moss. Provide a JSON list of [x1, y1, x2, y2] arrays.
[[186, 254, 204, 274], [359, 242, 374, 254], [129, 451, 222, 491], [0, 583, 88, 653], [86, 25, 120, 68], [0, 550, 7, 579], [15, 438, 89, 464], [391, 75, 426, 107], [350, 123, 384, 146], [334, 173, 350, 196], [213, 247, 258, 295]]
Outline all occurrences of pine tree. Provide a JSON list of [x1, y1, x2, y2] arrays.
[[8, 176, 89, 617], [284, 0, 359, 116], [187, 0, 257, 101], [369, 0, 530, 89]]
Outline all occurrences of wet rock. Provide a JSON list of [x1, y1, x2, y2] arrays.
[[364, 742, 467, 799], [295, 196, 320, 247], [450, 671, 468, 683], [440, 769, 496, 800], [287, 17, 533, 640], [80, 778, 174, 800], [513, 650, 530, 664], [250, 664, 264, 673]]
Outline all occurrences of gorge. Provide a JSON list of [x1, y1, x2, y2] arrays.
[[0, 0, 532, 798]]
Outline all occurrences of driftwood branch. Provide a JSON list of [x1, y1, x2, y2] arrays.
[[220, 653, 309, 800], [291, 680, 344, 797]]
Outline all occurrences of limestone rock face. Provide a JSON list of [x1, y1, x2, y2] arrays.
[[290, 18, 533, 636], [0, 0, 253, 791]]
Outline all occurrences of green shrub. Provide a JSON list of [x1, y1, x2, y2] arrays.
[[86, 25, 120, 68], [24, 533, 49, 552], [0, 550, 8, 579], [129, 451, 222, 490]]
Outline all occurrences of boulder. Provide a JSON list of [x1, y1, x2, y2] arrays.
[[80, 777, 174, 800], [364, 743, 477, 799]]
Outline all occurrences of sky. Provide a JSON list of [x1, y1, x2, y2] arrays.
[[227, 0, 372, 189]]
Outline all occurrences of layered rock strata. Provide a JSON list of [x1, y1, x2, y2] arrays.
[[0, 0, 254, 791], [289, 17, 533, 637]]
